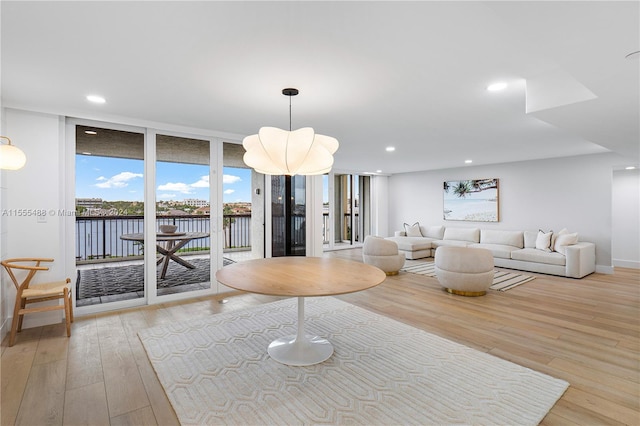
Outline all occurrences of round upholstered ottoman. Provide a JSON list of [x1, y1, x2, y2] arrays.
[[362, 236, 406, 275], [434, 246, 494, 296]]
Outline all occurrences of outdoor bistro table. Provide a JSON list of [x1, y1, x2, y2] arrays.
[[120, 232, 209, 279], [215, 256, 386, 366]]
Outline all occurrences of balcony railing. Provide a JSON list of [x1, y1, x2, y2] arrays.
[[76, 214, 251, 262], [75, 212, 357, 263]]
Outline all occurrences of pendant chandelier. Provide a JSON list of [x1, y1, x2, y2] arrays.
[[243, 88, 339, 176]]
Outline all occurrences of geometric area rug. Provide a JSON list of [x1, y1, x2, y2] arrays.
[[139, 297, 568, 425], [401, 260, 536, 291]]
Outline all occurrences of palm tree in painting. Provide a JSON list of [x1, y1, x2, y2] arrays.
[[444, 179, 497, 198], [453, 181, 473, 198]]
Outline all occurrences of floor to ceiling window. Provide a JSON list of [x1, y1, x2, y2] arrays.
[[75, 125, 147, 308], [72, 120, 224, 313], [222, 142, 264, 262], [272, 175, 306, 257], [324, 173, 371, 249], [155, 134, 211, 296]]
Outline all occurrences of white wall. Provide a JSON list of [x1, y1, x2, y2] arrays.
[[2, 108, 69, 329], [387, 153, 631, 272], [612, 169, 640, 268], [371, 175, 389, 238], [1, 107, 8, 338]]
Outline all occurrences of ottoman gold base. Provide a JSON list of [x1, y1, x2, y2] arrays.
[[386, 271, 399, 276], [445, 288, 487, 297]]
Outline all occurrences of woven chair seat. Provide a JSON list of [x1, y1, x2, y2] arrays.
[[22, 280, 71, 298]]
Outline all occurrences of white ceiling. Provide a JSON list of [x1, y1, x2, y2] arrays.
[[2, 1, 638, 174]]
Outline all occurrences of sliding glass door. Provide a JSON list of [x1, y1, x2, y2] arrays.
[[72, 120, 223, 313], [324, 172, 371, 250], [75, 124, 147, 309], [155, 134, 211, 296], [272, 175, 306, 257]]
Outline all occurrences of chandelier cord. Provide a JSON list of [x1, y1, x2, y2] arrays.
[[288, 95, 292, 131]]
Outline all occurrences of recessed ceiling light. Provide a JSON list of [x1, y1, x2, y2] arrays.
[[487, 82, 508, 92], [85, 130, 97, 135], [376, 170, 382, 173], [625, 166, 637, 170], [86, 95, 106, 104], [465, 159, 473, 164], [385, 146, 395, 152]]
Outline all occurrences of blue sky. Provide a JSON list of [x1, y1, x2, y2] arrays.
[[76, 155, 252, 202]]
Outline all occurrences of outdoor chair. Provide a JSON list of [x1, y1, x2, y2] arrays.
[[1, 258, 73, 347]]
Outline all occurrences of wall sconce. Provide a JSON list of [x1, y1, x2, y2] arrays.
[[0, 136, 27, 170]]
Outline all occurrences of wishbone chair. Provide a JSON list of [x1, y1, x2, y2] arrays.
[[1, 258, 73, 347]]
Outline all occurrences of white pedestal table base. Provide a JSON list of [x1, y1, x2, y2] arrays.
[[267, 297, 334, 366]]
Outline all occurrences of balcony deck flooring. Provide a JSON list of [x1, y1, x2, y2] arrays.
[[74, 247, 357, 307], [75, 254, 244, 306]]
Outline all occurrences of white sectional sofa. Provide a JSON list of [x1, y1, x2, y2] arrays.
[[386, 225, 596, 278]]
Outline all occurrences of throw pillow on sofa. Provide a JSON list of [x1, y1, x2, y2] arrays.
[[535, 230, 553, 252], [553, 228, 568, 248], [554, 228, 579, 255], [404, 222, 423, 237]]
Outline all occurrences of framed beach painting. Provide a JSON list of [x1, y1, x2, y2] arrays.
[[443, 178, 499, 222]]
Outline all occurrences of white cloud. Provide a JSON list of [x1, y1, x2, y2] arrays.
[[158, 193, 176, 199], [157, 182, 194, 194], [95, 172, 142, 188], [223, 174, 241, 184], [224, 189, 235, 195], [191, 175, 209, 188]]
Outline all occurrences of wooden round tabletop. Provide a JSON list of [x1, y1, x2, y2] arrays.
[[215, 256, 387, 297]]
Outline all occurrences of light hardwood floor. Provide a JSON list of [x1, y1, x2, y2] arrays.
[[2, 248, 638, 425]]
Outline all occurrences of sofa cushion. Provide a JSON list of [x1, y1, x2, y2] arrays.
[[404, 222, 423, 237], [433, 239, 471, 248], [469, 243, 520, 259], [523, 231, 537, 248], [386, 236, 433, 251], [511, 248, 566, 266], [424, 225, 445, 239], [443, 227, 480, 243], [480, 229, 524, 248]]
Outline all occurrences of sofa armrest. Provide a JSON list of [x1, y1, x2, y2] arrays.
[[394, 231, 407, 237], [565, 242, 596, 278]]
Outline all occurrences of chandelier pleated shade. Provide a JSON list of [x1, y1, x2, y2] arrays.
[[0, 142, 27, 170], [243, 126, 339, 176]]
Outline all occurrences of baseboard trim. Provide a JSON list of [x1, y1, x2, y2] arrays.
[[612, 259, 640, 269], [596, 265, 615, 274]]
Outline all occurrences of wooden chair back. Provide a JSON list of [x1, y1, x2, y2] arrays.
[[1, 257, 73, 346]]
